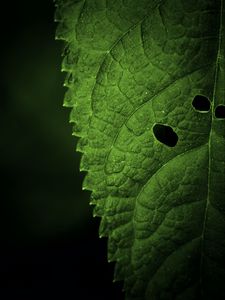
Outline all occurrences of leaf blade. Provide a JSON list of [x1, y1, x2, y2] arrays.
[[56, 0, 225, 299]]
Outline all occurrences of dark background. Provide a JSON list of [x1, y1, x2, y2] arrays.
[[0, 1, 123, 299]]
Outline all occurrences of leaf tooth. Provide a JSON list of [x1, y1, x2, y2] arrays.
[[108, 250, 120, 263], [80, 154, 89, 171], [54, 0, 83, 41], [70, 107, 92, 137], [55, 24, 69, 41], [55, 20, 74, 42], [99, 217, 110, 237], [81, 174, 95, 191], [63, 88, 76, 108], [107, 223, 134, 284], [71, 124, 83, 137], [61, 43, 79, 72], [93, 204, 104, 218], [76, 138, 88, 153], [63, 72, 76, 88], [91, 191, 106, 201], [62, 53, 78, 73], [92, 198, 106, 217], [112, 251, 131, 282]]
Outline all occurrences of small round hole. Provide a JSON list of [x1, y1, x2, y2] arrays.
[[215, 105, 225, 119], [192, 95, 211, 112], [153, 124, 178, 147]]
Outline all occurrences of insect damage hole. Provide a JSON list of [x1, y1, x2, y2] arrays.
[[215, 105, 225, 119], [153, 124, 178, 147], [192, 95, 211, 112]]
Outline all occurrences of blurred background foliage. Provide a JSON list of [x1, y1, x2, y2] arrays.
[[1, 4, 88, 241], [0, 1, 122, 298]]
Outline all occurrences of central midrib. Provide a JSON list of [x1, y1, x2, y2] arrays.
[[199, 0, 224, 294]]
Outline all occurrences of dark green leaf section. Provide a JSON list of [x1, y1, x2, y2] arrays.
[[55, 0, 225, 299]]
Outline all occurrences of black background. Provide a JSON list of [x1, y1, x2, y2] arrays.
[[0, 1, 123, 299]]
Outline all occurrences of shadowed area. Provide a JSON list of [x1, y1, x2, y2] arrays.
[[0, 0, 123, 299]]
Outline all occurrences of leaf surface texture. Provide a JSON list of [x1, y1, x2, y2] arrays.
[[55, 0, 225, 299]]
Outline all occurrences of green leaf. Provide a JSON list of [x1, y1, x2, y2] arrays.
[[55, 0, 225, 299]]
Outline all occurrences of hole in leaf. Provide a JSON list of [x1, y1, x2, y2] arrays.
[[215, 105, 225, 119], [192, 95, 211, 112], [153, 124, 178, 147]]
